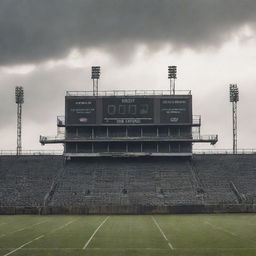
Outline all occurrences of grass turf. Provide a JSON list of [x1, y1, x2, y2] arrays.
[[0, 214, 256, 256]]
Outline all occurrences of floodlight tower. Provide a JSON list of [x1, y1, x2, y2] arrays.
[[15, 86, 24, 156], [168, 66, 177, 95], [229, 84, 239, 154], [91, 66, 101, 96]]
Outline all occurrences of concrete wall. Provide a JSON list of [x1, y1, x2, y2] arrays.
[[0, 204, 255, 215]]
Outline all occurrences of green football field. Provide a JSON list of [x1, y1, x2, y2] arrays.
[[0, 214, 256, 256]]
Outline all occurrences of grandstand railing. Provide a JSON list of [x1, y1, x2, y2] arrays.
[[39, 134, 217, 142], [193, 149, 256, 154], [66, 90, 191, 96], [1, 149, 256, 156], [0, 150, 63, 156]]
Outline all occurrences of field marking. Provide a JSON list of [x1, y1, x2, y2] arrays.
[[49, 219, 76, 233], [205, 220, 256, 244], [1, 219, 76, 255], [205, 221, 239, 237], [9, 220, 48, 235], [83, 216, 110, 250], [0, 247, 169, 250], [1, 247, 256, 250], [151, 216, 174, 250], [2, 235, 44, 256]]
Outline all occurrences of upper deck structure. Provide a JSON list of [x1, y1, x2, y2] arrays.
[[40, 89, 218, 157]]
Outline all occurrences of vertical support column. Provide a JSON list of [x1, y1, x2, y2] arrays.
[[233, 102, 238, 154], [170, 79, 176, 95], [92, 127, 95, 138], [16, 104, 22, 155]]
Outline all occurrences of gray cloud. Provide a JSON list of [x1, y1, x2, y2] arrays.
[[0, 0, 256, 65]]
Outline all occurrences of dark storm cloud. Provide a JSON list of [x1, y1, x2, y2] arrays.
[[0, 0, 256, 65]]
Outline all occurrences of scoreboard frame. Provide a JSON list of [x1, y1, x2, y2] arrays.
[[65, 95, 192, 126]]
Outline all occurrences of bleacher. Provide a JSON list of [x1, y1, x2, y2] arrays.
[[0, 156, 63, 207], [0, 155, 256, 209], [50, 158, 198, 207], [193, 155, 256, 204]]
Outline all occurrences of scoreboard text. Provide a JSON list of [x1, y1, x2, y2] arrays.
[[65, 96, 192, 125]]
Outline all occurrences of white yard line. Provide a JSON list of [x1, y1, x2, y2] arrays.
[[2, 235, 44, 256], [0, 247, 170, 250], [205, 221, 238, 237], [0, 220, 47, 239], [151, 216, 174, 250], [10, 220, 48, 235], [1, 219, 76, 256], [83, 216, 110, 250], [49, 219, 76, 233], [1, 247, 256, 250]]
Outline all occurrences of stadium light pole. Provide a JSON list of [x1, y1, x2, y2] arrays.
[[229, 84, 239, 154], [91, 66, 101, 96], [168, 66, 177, 95], [15, 86, 24, 156]]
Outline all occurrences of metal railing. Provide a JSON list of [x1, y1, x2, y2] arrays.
[[66, 90, 191, 97], [39, 134, 217, 142], [192, 115, 201, 125], [192, 135, 218, 141], [193, 149, 256, 154], [57, 116, 65, 126], [0, 150, 63, 156], [1, 149, 256, 155]]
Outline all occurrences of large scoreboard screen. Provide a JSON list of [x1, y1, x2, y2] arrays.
[[65, 95, 192, 125], [102, 97, 153, 124]]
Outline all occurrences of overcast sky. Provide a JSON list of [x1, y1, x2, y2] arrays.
[[0, 0, 256, 151]]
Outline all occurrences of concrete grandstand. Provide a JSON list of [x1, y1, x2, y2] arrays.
[[0, 154, 255, 214]]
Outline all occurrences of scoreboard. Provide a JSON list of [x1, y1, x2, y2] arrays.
[[65, 95, 192, 125], [102, 97, 154, 124]]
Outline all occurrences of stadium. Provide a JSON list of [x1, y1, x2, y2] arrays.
[[1, 1, 256, 255], [1, 65, 256, 256]]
